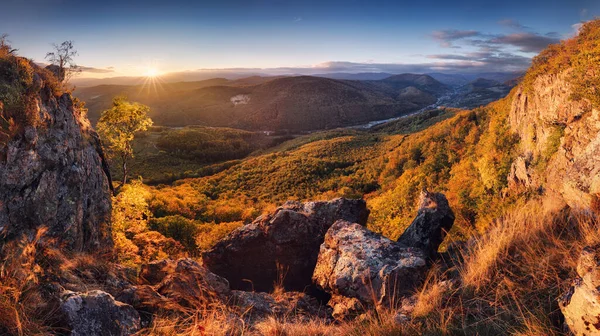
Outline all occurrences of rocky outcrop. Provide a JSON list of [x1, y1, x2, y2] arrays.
[[559, 245, 600, 335], [313, 220, 428, 319], [126, 258, 330, 324], [0, 71, 112, 252], [202, 198, 369, 292], [507, 154, 535, 190], [508, 71, 600, 208], [61, 290, 140, 336], [397, 191, 455, 258]]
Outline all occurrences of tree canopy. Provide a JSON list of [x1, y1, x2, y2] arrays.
[[97, 96, 153, 188]]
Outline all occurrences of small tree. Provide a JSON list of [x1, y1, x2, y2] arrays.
[[0, 34, 18, 56], [45, 40, 79, 82], [97, 96, 153, 190]]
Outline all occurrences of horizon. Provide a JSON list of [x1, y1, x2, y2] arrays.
[[1, 0, 597, 82]]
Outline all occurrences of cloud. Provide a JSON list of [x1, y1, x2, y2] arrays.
[[431, 29, 481, 47], [189, 56, 530, 76], [490, 33, 560, 52], [571, 23, 584, 36], [427, 50, 531, 69], [78, 66, 114, 73], [293, 17, 302, 22], [498, 19, 529, 30]]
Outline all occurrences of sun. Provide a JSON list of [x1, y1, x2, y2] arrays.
[[144, 67, 159, 77]]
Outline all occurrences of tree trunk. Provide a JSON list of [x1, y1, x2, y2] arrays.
[[121, 157, 127, 187]]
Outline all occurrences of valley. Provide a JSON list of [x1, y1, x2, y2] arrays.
[[74, 73, 516, 133]]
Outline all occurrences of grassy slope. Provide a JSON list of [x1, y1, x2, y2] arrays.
[[146, 96, 516, 246]]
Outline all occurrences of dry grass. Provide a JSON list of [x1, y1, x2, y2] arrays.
[[0, 229, 62, 336], [131, 196, 599, 336], [460, 197, 567, 289], [1, 196, 597, 336]]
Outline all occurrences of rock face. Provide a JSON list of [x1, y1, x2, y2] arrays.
[[508, 71, 600, 208], [61, 290, 140, 336], [202, 198, 369, 292], [559, 245, 600, 336], [0, 75, 113, 251], [313, 220, 428, 318], [397, 191, 455, 258], [507, 154, 535, 190]]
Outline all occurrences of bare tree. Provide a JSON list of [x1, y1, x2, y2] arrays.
[[0, 34, 18, 55], [45, 40, 80, 82]]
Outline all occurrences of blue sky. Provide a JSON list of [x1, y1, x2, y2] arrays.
[[0, 0, 597, 77]]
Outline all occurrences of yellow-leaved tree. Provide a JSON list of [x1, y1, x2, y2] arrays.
[[97, 95, 153, 189]]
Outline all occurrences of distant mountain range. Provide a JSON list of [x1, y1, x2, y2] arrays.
[[74, 72, 520, 131], [72, 71, 523, 88]]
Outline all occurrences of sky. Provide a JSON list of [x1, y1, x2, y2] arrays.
[[0, 0, 597, 79]]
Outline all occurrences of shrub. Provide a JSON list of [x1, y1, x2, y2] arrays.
[[149, 215, 200, 254]]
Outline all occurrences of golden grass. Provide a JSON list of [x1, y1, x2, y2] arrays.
[[460, 197, 567, 289], [1, 196, 597, 336]]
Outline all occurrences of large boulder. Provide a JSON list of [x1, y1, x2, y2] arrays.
[[61, 290, 140, 336], [559, 245, 600, 335], [202, 198, 369, 292], [0, 64, 112, 252], [397, 191, 455, 258], [313, 220, 427, 319]]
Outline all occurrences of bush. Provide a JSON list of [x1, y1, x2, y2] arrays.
[[149, 215, 200, 254]]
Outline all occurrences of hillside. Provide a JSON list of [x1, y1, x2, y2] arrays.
[[75, 74, 449, 131], [448, 77, 515, 109], [102, 19, 598, 335]]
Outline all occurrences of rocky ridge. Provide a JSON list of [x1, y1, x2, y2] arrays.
[[0, 62, 113, 252]]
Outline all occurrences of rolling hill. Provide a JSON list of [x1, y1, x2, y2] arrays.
[[75, 74, 449, 131]]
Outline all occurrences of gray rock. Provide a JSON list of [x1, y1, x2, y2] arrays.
[[313, 220, 427, 318], [139, 259, 177, 285], [61, 290, 140, 336], [508, 153, 534, 190], [0, 79, 112, 252], [202, 198, 369, 292], [231, 290, 331, 321], [397, 191, 455, 258], [155, 258, 231, 307], [559, 245, 600, 336]]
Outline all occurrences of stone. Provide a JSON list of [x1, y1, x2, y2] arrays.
[[397, 191, 455, 259], [139, 259, 177, 285], [508, 71, 600, 209], [508, 154, 534, 190], [61, 290, 140, 336], [313, 220, 428, 318], [328, 295, 364, 320], [155, 258, 230, 308], [0, 69, 113, 252], [231, 290, 330, 321], [559, 245, 600, 336], [202, 198, 369, 292]]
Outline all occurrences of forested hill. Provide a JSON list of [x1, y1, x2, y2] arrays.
[[75, 74, 449, 131]]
